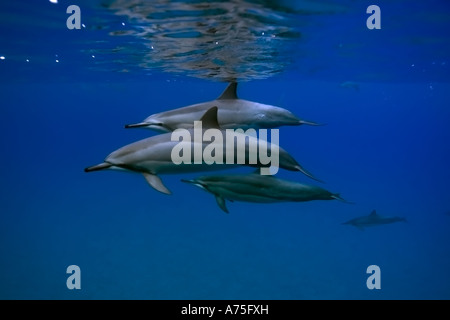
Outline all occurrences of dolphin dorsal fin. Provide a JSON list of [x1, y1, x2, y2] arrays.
[[369, 210, 377, 216], [217, 82, 238, 100], [200, 106, 220, 129]]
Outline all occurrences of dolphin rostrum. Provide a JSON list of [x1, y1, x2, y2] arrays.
[[342, 210, 407, 230], [125, 82, 320, 132], [85, 107, 320, 194], [181, 172, 348, 213]]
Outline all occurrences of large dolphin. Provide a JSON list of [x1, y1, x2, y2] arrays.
[[181, 172, 348, 213], [125, 82, 320, 132], [342, 210, 407, 230], [85, 107, 320, 194]]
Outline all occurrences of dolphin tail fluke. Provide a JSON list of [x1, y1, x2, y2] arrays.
[[294, 164, 324, 183], [84, 162, 112, 172], [331, 193, 355, 204], [142, 173, 171, 195]]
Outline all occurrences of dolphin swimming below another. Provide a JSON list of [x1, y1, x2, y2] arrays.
[[181, 172, 349, 213], [125, 82, 320, 132], [85, 107, 320, 194], [342, 210, 407, 230]]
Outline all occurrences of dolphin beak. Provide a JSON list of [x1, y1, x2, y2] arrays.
[[84, 162, 112, 172], [298, 119, 325, 126], [124, 122, 149, 129]]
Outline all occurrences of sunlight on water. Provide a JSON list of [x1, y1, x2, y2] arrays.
[[102, 0, 345, 81]]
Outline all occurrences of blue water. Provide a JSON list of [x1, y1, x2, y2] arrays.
[[1, 0, 450, 300]]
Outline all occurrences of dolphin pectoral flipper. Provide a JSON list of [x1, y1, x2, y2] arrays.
[[215, 195, 229, 214], [142, 173, 171, 195]]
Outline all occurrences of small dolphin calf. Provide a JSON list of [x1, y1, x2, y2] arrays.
[[125, 82, 319, 132], [181, 172, 348, 213], [85, 107, 319, 194], [342, 210, 407, 230]]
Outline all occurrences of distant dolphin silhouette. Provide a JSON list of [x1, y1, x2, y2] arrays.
[[181, 172, 348, 213], [342, 210, 407, 230], [86, 107, 320, 194], [125, 82, 320, 132], [340, 81, 359, 91]]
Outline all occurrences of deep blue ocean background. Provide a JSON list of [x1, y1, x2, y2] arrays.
[[1, 0, 450, 299]]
